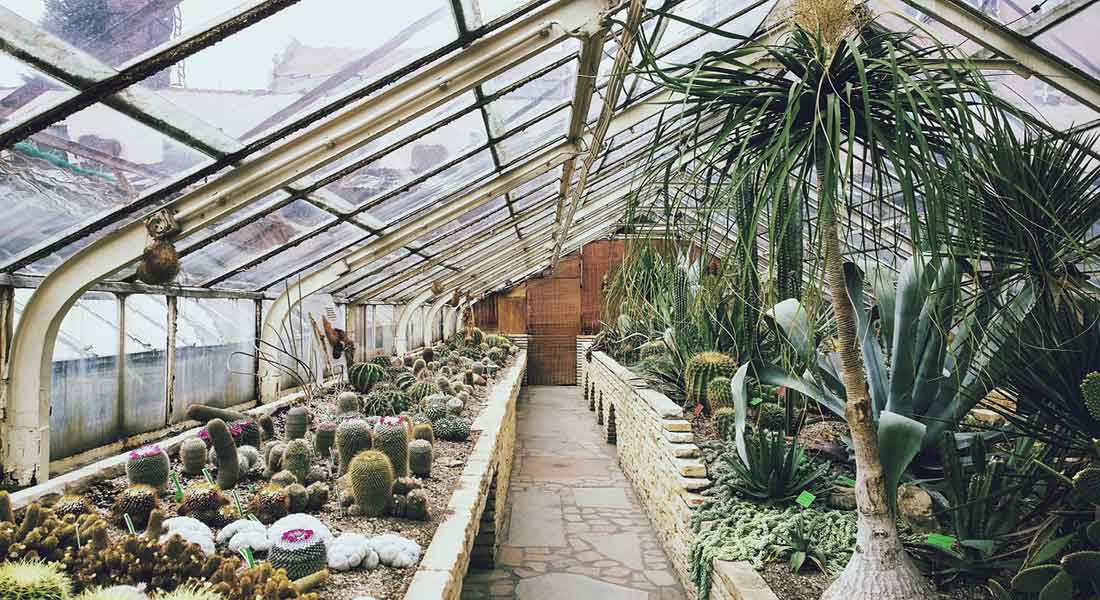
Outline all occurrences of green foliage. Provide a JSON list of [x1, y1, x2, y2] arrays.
[[349, 362, 385, 393], [125, 445, 170, 490], [756, 403, 785, 433], [467, 327, 484, 346], [373, 417, 411, 479], [408, 382, 440, 406], [348, 450, 394, 517], [206, 419, 239, 490], [713, 408, 737, 441], [435, 416, 471, 442], [284, 407, 309, 440], [712, 432, 830, 504], [684, 352, 737, 412], [335, 419, 373, 476], [1073, 468, 1100, 505], [768, 513, 828, 573], [1083, 372, 1100, 422], [409, 439, 433, 478]]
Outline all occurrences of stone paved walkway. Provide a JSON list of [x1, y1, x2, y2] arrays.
[[461, 386, 687, 599]]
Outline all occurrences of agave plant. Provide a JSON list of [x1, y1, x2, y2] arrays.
[[715, 430, 832, 504]]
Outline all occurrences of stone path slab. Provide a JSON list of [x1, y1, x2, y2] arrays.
[[461, 386, 686, 600]]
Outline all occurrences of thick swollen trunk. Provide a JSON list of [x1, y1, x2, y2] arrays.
[[815, 162, 932, 600]]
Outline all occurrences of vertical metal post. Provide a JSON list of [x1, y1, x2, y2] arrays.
[[164, 296, 177, 426], [116, 294, 127, 440], [254, 299, 263, 403], [0, 286, 12, 438]]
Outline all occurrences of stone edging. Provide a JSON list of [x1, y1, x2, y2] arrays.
[[404, 351, 527, 600], [583, 351, 777, 600]]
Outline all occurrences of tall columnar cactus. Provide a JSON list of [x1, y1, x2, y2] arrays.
[[706, 377, 734, 413], [673, 265, 690, 326], [464, 368, 475, 386], [126, 444, 170, 490], [348, 362, 385, 393], [335, 419, 373, 476], [347, 450, 394, 517], [774, 185, 803, 303], [283, 439, 313, 484], [185, 403, 247, 424], [314, 421, 337, 458], [373, 417, 411, 479], [684, 352, 738, 412], [284, 407, 309, 439], [409, 439, 433, 478], [1082, 372, 1100, 421], [269, 528, 325, 581], [206, 418, 240, 489], [259, 414, 276, 441], [336, 391, 360, 414]]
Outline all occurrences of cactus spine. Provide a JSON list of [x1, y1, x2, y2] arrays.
[[705, 376, 734, 413], [125, 444, 170, 490], [373, 417, 411, 478], [206, 418, 240, 489], [179, 438, 207, 476], [409, 439, 433, 478], [335, 391, 360, 414], [348, 362, 385, 393], [282, 439, 312, 484], [269, 528, 327, 580], [347, 450, 394, 517], [335, 419, 373, 476], [314, 421, 337, 458], [284, 406, 309, 440], [1083, 372, 1100, 421], [684, 352, 737, 412]]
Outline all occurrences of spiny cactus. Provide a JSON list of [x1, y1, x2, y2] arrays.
[[348, 450, 394, 517], [178, 482, 229, 526], [335, 419, 373, 476], [706, 376, 734, 413], [233, 419, 262, 449], [471, 361, 485, 376], [464, 368, 475, 386], [684, 352, 738, 411], [53, 494, 95, 520], [436, 376, 453, 395], [757, 402, 786, 432], [412, 423, 435, 445], [270, 470, 298, 488], [467, 327, 484, 346], [306, 482, 330, 512], [362, 389, 410, 416], [259, 414, 276, 441], [206, 418, 240, 489], [405, 488, 430, 521], [714, 407, 737, 441], [335, 391, 360, 414], [447, 397, 464, 415], [424, 398, 447, 424], [412, 358, 427, 377], [284, 406, 310, 440], [1083, 372, 1100, 421], [409, 382, 441, 406], [264, 441, 287, 478], [435, 416, 471, 442], [348, 362, 385, 394], [125, 444, 170, 490], [111, 484, 160, 530], [373, 416, 411, 479], [372, 355, 392, 368], [283, 439, 313, 484], [314, 421, 337, 458], [395, 372, 416, 392], [179, 438, 208, 476], [185, 403, 247, 424], [270, 528, 328, 580], [250, 485, 290, 524], [1074, 467, 1100, 504], [0, 559, 71, 600], [409, 439, 433, 478], [286, 483, 308, 513]]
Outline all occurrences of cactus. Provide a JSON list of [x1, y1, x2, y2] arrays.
[[286, 484, 308, 513], [233, 419, 262, 448], [179, 438, 208, 476], [1083, 372, 1100, 421], [409, 382, 440, 406], [436, 377, 453, 395], [125, 444, 170, 490], [472, 361, 485, 376], [283, 439, 313, 484], [270, 527, 327, 580], [484, 333, 507, 348], [1074, 467, 1100, 504], [335, 391, 360, 414], [335, 419, 373, 475], [185, 403, 247, 424], [714, 407, 737, 441], [446, 397, 464, 415], [53, 494, 95, 520], [348, 450, 394, 517], [373, 416, 411, 478], [467, 327, 484, 346], [395, 372, 416, 392], [421, 347, 435, 363], [409, 439, 433, 478], [684, 352, 738, 411], [111, 484, 160, 530], [271, 470, 298, 488], [259, 414, 276, 440], [284, 406, 310, 439], [145, 508, 166, 538], [435, 416, 471, 442], [314, 421, 337, 458], [178, 482, 229, 526], [264, 441, 287, 478], [306, 482, 330, 512], [206, 418, 240, 489], [464, 368, 475, 386], [250, 485, 290, 524], [412, 358, 427, 377], [412, 423, 435, 445], [705, 376, 734, 413], [372, 355, 392, 368], [362, 389, 410, 416], [0, 559, 71, 600], [348, 362, 385, 393], [757, 403, 786, 432], [405, 489, 430, 521]]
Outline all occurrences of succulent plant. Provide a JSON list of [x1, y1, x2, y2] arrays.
[[714, 407, 737, 441], [435, 416, 471, 442], [179, 438, 208, 476], [347, 450, 394, 518], [0, 559, 71, 600], [335, 391, 360, 414], [233, 420, 262, 449], [270, 470, 299, 488], [1074, 467, 1100, 504], [464, 368, 475, 386], [53, 494, 96, 520], [269, 528, 327, 580], [305, 482, 330, 512], [436, 377, 453, 395], [1003, 520, 1100, 600], [1083, 372, 1100, 422], [706, 376, 734, 412], [409, 439, 432, 478], [313, 421, 337, 458], [111, 484, 160, 530], [362, 389, 410, 416], [284, 407, 310, 440], [259, 414, 276, 441], [412, 423, 435, 445], [423, 398, 448, 424], [264, 441, 287, 478], [206, 418, 240, 489], [446, 397, 464, 415], [371, 355, 391, 368], [405, 489, 430, 521], [467, 327, 484, 346], [125, 444, 170, 490], [685, 352, 738, 412], [335, 419, 373, 476], [757, 402, 786, 432], [286, 484, 309, 513], [250, 485, 290, 524], [178, 482, 229, 527], [412, 358, 427, 377], [185, 403, 247, 424], [373, 416, 411, 479], [408, 382, 440, 406], [471, 361, 485, 376], [282, 439, 313, 484], [348, 362, 385, 394]]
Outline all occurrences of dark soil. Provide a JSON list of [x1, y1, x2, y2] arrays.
[[760, 564, 992, 600]]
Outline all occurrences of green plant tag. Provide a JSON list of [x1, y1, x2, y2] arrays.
[[202, 468, 213, 485], [248, 514, 260, 523], [233, 491, 245, 516], [750, 397, 763, 406], [123, 513, 136, 535], [171, 472, 183, 502], [926, 533, 957, 550], [836, 475, 856, 486], [795, 491, 816, 508], [239, 546, 256, 568]]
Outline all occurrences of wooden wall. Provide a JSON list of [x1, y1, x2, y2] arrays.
[[580, 239, 626, 334]]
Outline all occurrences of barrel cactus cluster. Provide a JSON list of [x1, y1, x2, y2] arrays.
[[684, 352, 738, 412]]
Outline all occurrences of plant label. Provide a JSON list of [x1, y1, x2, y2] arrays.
[[926, 533, 957, 550], [795, 490, 816, 508]]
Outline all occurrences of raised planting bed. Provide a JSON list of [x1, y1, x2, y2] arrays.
[[0, 337, 525, 600]]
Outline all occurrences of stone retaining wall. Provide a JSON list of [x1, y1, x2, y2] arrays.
[[582, 351, 777, 600], [404, 351, 527, 599]]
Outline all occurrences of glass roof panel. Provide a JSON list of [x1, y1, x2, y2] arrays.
[[175, 199, 334, 285], [987, 71, 1100, 130], [483, 37, 580, 95], [366, 148, 496, 225], [485, 61, 574, 138], [382, 264, 452, 301], [125, 0, 459, 142], [495, 105, 570, 163], [459, 0, 539, 30], [0, 52, 78, 118], [1033, 3, 1100, 80], [338, 252, 424, 299], [324, 247, 411, 294], [219, 222, 369, 290]]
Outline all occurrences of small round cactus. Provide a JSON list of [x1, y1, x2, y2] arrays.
[[349, 362, 385, 393], [409, 439, 433, 478], [336, 391, 361, 414], [125, 444, 170, 490], [249, 485, 290, 524], [348, 450, 394, 518], [1074, 467, 1100, 504], [706, 376, 734, 413], [305, 482, 330, 512], [283, 439, 313, 484], [412, 423, 435, 445], [111, 484, 160, 530], [284, 406, 310, 439], [269, 528, 327, 580], [179, 438, 208, 476], [335, 419, 374, 476]]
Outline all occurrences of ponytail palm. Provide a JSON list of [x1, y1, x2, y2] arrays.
[[638, 3, 1006, 599]]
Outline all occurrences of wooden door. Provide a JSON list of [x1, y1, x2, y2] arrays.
[[526, 255, 581, 385]]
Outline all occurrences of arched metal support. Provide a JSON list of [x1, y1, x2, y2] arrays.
[[425, 292, 454, 345], [394, 289, 435, 356]]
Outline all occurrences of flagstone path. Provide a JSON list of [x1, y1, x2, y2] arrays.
[[461, 385, 687, 599]]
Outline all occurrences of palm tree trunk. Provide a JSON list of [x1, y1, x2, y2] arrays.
[[814, 159, 932, 600]]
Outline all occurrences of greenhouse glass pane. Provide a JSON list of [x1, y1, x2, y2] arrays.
[[485, 61, 575, 138], [496, 107, 570, 163], [374, 305, 396, 355], [176, 199, 334, 286], [1034, 3, 1100, 79], [323, 248, 410, 294], [123, 294, 168, 436], [460, 0, 539, 29], [482, 37, 580, 95], [0, 52, 79, 118], [49, 291, 119, 461], [411, 196, 510, 246], [0, 102, 210, 273], [218, 222, 369, 290], [368, 148, 496, 224], [173, 297, 255, 423], [125, 0, 458, 141], [340, 252, 424, 299], [321, 109, 488, 217], [988, 71, 1100, 130]]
